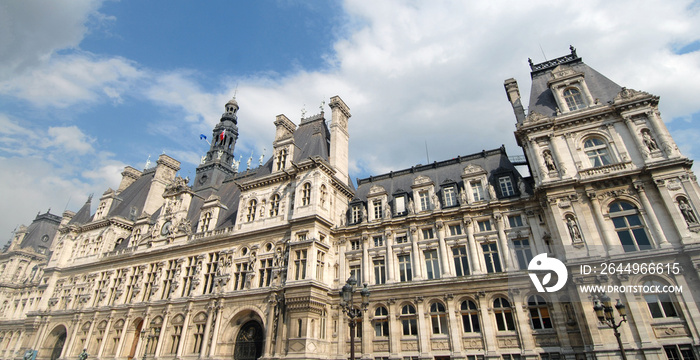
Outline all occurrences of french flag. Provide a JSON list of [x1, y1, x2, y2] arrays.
[[219, 129, 226, 141]]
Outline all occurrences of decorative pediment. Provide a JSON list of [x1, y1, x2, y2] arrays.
[[463, 164, 486, 176], [549, 65, 583, 81], [524, 111, 550, 124], [613, 87, 653, 103], [368, 185, 387, 196], [413, 175, 433, 186]]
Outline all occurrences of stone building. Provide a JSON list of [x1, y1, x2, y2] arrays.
[[0, 48, 698, 360]]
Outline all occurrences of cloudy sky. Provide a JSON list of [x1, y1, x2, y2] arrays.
[[1, 0, 700, 241]]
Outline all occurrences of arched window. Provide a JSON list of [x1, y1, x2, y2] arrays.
[[644, 280, 678, 318], [400, 304, 418, 336], [493, 297, 515, 331], [200, 212, 212, 232], [583, 137, 612, 167], [373, 306, 389, 337], [269, 194, 280, 217], [563, 88, 585, 111], [247, 200, 257, 222], [429, 302, 448, 335], [169, 315, 184, 355], [609, 201, 652, 252], [460, 300, 480, 333], [191, 313, 207, 354], [528, 295, 552, 329], [276, 149, 288, 170], [301, 183, 311, 206]]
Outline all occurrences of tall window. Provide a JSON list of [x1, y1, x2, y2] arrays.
[[373, 259, 386, 285], [373, 236, 384, 247], [449, 224, 462, 236], [460, 300, 480, 333], [508, 215, 523, 228], [373, 199, 382, 220], [351, 206, 361, 224], [247, 200, 257, 222], [422, 228, 434, 239], [499, 176, 515, 197], [453, 246, 470, 276], [482, 243, 502, 273], [563, 88, 585, 111], [294, 250, 307, 280], [203, 252, 219, 294], [350, 265, 361, 284], [419, 191, 429, 211], [429, 302, 448, 335], [609, 201, 652, 252], [276, 149, 287, 170], [181, 256, 197, 296], [663, 344, 696, 360], [142, 263, 158, 301], [424, 250, 440, 280], [398, 255, 412, 282], [269, 194, 280, 217], [584, 137, 612, 167], [200, 212, 212, 232], [493, 298, 515, 331], [528, 295, 552, 329], [477, 220, 492, 232], [395, 195, 406, 215], [401, 304, 418, 336], [301, 183, 311, 206], [471, 181, 485, 202], [443, 187, 457, 207], [192, 316, 207, 354], [259, 258, 273, 287], [170, 321, 183, 354], [233, 263, 248, 290], [162, 260, 177, 299], [513, 239, 533, 270], [374, 307, 389, 337], [644, 280, 677, 318]]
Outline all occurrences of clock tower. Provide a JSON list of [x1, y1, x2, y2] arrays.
[[193, 97, 240, 191]]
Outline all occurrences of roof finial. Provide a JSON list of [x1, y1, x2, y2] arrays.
[[233, 82, 238, 100], [259, 148, 266, 165], [145, 154, 151, 169], [319, 100, 325, 114], [570, 45, 577, 57], [301, 104, 307, 119]]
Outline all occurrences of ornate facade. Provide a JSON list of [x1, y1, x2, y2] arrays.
[[1, 49, 699, 360]]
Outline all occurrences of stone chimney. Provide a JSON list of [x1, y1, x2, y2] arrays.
[[504, 78, 526, 124], [117, 166, 142, 193], [143, 154, 181, 216], [329, 95, 351, 185]]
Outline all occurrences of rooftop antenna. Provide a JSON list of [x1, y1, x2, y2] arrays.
[[425, 140, 430, 163], [539, 43, 547, 61]]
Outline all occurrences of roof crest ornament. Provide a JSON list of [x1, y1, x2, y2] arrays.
[[529, 45, 581, 73]]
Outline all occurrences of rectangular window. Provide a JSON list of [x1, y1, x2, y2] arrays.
[[259, 258, 273, 287], [350, 265, 361, 283], [192, 323, 205, 354], [477, 220, 492, 232], [452, 246, 470, 276], [395, 234, 408, 244], [422, 228, 434, 239], [181, 256, 197, 297], [373, 236, 384, 247], [424, 249, 440, 280], [502, 355, 521, 360], [664, 344, 696, 360], [162, 260, 177, 299], [233, 263, 248, 290], [395, 196, 406, 214], [540, 353, 561, 360], [449, 224, 462, 236], [316, 251, 325, 280], [508, 215, 523, 228], [482, 243, 502, 273], [398, 255, 412, 282], [419, 191, 429, 211], [294, 250, 307, 280], [170, 325, 182, 354], [499, 176, 515, 197], [471, 181, 485, 202], [373, 259, 386, 285], [350, 240, 361, 250], [142, 263, 158, 302], [124, 267, 138, 303], [373, 199, 382, 220], [297, 233, 307, 241], [443, 186, 457, 207], [513, 239, 533, 270], [352, 206, 361, 224], [203, 252, 219, 294]]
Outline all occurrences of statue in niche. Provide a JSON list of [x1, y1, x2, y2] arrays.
[[407, 199, 415, 214], [566, 215, 583, 243], [362, 206, 368, 222], [678, 198, 698, 225], [384, 205, 392, 219], [488, 183, 497, 200], [460, 189, 467, 204], [432, 193, 441, 210], [642, 130, 658, 151], [543, 150, 557, 171]]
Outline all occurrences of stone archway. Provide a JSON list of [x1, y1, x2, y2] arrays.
[[41, 325, 67, 360], [233, 321, 264, 360]]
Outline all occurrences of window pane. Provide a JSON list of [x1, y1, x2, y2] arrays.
[[627, 214, 642, 227], [617, 230, 636, 252], [633, 228, 651, 249]]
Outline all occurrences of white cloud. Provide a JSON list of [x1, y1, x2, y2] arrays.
[[46, 126, 95, 154]]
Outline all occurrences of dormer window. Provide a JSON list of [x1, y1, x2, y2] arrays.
[[498, 176, 515, 197], [247, 200, 257, 222], [584, 137, 612, 167], [372, 199, 383, 220], [269, 194, 280, 217], [276, 149, 288, 170], [471, 180, 485, 202], [442, 186, 457, 208], [418, 191, 430, 211], [563, 88, 585, 111], [351, 205, 362, 224], [392, 190, 408, 216]]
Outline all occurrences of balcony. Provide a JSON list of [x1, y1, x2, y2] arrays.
[[579, 161, 632, 178]]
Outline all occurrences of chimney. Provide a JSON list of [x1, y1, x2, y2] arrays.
[[143, 154, 181, 215], [117, 166, 142, 193], [504, 78, 526, 124], [329, 95, 351, 185]]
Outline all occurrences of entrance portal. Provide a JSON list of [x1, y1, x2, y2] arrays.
[[233, 321, 264, 360], [47, 328, 66, 360]]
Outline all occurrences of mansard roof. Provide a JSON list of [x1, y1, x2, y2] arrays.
[[528, 51, 622, 117], [19, 211, 61, 252], [293, 113, 330, 162], [354, 146, 526, 202], [67, 196, 93, 225], [107, 169, 157, 220]]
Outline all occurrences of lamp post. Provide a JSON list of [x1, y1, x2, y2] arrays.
[[141, 318, 161, 360], [593, 295, 628, 360], [339, 276, 370, 360]]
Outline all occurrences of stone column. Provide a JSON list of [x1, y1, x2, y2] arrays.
[[264, 296, 278, 357], [361, 303, 372, 359], [308, 243, 318, 282], [96, 311, 115, 358], [31, 316, 50, 351], [549, 136, 568, 177], [61, 314, 82, 358], [586, 191, 620, 255], [445, 295, 463, 359], [10, 331, 23, 359], [415, 298, 429, 357], [646, 110, 681, 158], [133, 311, 150, 359], [338, 237, 347, 283], [465, 218, 482, 274], [654, 178, 691, 240], [494, 214, 511, 271], [154, 306, 171, 357], [175, 303, 193, 359], [199, 300, 216, 359], [362, 235, 370, 285], [389, 300, 400, 358], [409, 227, 423, 281], [385, 230, 395, 283], [633, 182, 670, 247], [209, 300, 224, 357], [511, 296, 535, 356], [436, 222, 452, 277], [113, 310, 131, 360]]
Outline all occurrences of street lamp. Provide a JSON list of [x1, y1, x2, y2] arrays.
[[141, 318, 161, 360], [339, 276, 370, 360], [593, 295, 628, 360]]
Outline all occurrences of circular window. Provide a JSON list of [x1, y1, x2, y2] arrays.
[[41, 235, 49, 242], [241, 247, 248, 256], [265, 243, 273, 252]]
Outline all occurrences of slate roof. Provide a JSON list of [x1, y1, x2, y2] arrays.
[[354, 146, 528, 203], [68, 197, 93, 225], [18, 212, 61, 253], [528, 55, 622, 117], [107, 169, 157, 221]]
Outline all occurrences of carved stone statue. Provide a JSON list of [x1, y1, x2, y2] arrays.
[[362, 206, 368, 222], [488, 184, 497, 200], [543, 150, 557, 171], [679, 198, 698, 225], [407, 199, 415, 214], [642, 130, 659, 151], [566, 215, 583, 243], [384, 205, 392, 219], [460, 189, 467, 204], [432, 193, 441, 210]]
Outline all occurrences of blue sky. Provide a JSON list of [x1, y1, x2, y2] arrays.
[[1, 0, 700, 240]]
